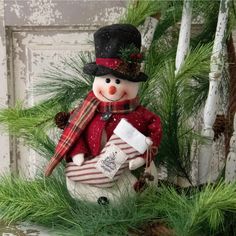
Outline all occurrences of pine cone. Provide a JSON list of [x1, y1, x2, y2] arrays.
[[54, 112, 70, 129], [145, 222, 173, 236], [130, 221, 174, 236]]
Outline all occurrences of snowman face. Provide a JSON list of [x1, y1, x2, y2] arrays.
[[93, 74, 140, 102]]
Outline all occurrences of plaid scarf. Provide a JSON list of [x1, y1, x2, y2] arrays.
[[45, 91, 139, 176]]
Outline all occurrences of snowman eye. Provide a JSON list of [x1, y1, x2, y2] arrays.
[[105, 78, 111, 83], [115, 79, 121, 84]]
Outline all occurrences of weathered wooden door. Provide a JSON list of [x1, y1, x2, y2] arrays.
[[0, 0, 126, 177]]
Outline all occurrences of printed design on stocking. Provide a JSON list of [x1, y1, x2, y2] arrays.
[[96, 144, 128, 180]]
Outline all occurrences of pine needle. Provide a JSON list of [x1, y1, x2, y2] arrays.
[[0, 175, 75, 226], [120, 0, 167, 26], [33, 53, 93, 111], [0, 101, 58, 159], [139, 43, 212, 178], [1, 177, 236, 235]]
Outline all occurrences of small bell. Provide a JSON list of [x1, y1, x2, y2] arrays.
[[101, 112, 112, 121]]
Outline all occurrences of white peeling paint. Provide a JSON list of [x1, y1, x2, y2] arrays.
[[141, 17, 158, 51], [89, 6, 125, 24], [0, 2, 3, 17], [26, 0, 62, 25], [174, 0, 193, 186], [10, 1, 24, 18], [0, 221, 56, 236], [225, 114, 236, 182], [175, 0, 192, 73], [209, 135, 225, 182], [198, 0, 230, 184], [0, 0, 11, 174]]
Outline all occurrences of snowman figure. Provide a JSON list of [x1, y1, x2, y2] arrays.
[[45, 24, 162, 204]]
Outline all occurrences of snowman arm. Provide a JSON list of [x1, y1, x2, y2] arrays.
[[67, 135, 89, 158], [145, 109, 162, 148], [129, 157, 145, 170], [140, 107, 162, 160]]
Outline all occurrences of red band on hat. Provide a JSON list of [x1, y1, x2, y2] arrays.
[[96, 58, 122, 69]]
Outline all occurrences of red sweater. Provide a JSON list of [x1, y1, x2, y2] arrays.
[[67, 105, 162, 161]]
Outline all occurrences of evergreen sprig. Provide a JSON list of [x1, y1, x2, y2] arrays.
[[0, 175, 75, 226], [152, 1, 183, 42], [0, 53, 93, 160], [119, 44, 144, 63], [0, 101, 57, 159], [33, 53, 93, 111], [120, 0, 169, 26], [139, 43, 212, 179], [0, 176, 236, 235]]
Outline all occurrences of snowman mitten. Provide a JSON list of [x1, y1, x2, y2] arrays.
[[72, 153, 85, 166]]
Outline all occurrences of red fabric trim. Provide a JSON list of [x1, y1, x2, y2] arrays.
[[96, 58, 122, 69]]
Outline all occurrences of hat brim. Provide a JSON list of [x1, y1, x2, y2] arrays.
[[83, 62, 148, 82]]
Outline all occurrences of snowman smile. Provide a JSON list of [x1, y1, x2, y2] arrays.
[[100, 91, 126, 102]]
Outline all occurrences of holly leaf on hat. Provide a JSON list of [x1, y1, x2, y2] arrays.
[[119, 44, 145, 63]]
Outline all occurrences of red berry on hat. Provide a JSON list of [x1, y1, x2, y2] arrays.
[[130, 53, 137, 60], [136, 53, 143, 59]]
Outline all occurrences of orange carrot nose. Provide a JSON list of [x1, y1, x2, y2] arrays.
[[109, 86, 117, 95]]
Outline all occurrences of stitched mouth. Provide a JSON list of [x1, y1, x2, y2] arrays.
[[100, 92, 126, 102]]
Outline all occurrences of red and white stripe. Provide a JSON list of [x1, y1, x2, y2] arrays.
[[65, 134, 140, 188]]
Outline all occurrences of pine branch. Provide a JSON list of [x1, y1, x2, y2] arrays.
[[186, 182, 236, 234], [0, 101, 57, 133], [176, 43, 212, 83], [0, 175, 76, 226], [0, 101, 58, 159], [120, 0, 167, 26], [1, 176, 236, 235], [152, 1, 183, 42], [191, 1, 220, 46], [139, 43, 213, 178], [33, 53, 93, 111]]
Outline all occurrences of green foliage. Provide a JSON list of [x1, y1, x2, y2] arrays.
[[0, 100, 63, 133], [0, 175, 75, 226], [33, 53, 93, 111], [120, 0, 170, 27], [0, 101, 57, 158], [0, 175, 236, 235], [191, 1, 220, 46], [119, 43, 144, 63], [152, 1, 183, 42], [228, 0, 236, 35], [185, 181, 236, 235], [140, 182, 236, 236], [0, 175, 160, 235], [140, 43, 212, 179]]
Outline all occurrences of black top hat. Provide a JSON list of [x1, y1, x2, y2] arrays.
[[83, 24, 148, 82]]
